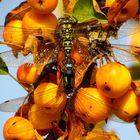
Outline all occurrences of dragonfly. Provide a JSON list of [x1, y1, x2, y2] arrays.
[[0, 15, 140, 125]]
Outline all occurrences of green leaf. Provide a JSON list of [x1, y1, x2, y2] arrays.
[[72, 0, 107, 23], [92, 0, 108, 23], [130, 62, 140, 80], [0, 56, 9, 75]]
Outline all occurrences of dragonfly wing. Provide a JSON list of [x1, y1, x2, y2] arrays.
[[74, 24, 99, 34], [0, 50, 33, 67], [0, 26, 6, 41], [0, 25, 56, 40], [0, 42, 59, 68], [0, 24, 57, 56], [33, 44, 59, 65], [0, 84, 65, 113], [0, 96, 26, 112], [115, 19, 140, 39], [74, 19, 140, 39], [0, 86, 64, 137], [111, 44, 139, 62]]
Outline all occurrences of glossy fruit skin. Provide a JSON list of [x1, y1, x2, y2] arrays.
[[22, 10, 58, 46], [114, 0, 139, 23], [75, 87, 111, 124], [112, 89, 140, 122], [22, 10, 58, 34], [27, 0, 58, 14], [3, 116, 35, 140], [22, 10, 58, 27], [105, 0, 115, 7], [3, 20, 24, 50], [17, 63, 38, 84], [96, 62, 132, 98], [33, 82, 67, 114], [28, 104, 61, 130]]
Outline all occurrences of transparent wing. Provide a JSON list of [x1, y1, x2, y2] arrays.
[[0, 85, 64, 112], [0, 96, 26, 112], [0, 86, 64, 138], [117, 19, 140, 39], [0, 85, 135, 123], [74, 19, 140, 39], [111, 44, 140, 62], [0, 50, 33, 67], [0, 44, 59, 68], [74, 40, 139, 77], [68, 39, 140, 88], [0, 25, 56, 43], [0, 19, 140, 44], [0, 24, 59, 68]]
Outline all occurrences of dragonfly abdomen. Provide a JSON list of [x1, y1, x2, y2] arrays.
[[58, 16, 77, 93]]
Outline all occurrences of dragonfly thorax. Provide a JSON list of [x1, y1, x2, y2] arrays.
[[58, 15, 77, 25], [59, 24, 74, 42], [88, 39, 112, 57], [58, 16, 76, 58]]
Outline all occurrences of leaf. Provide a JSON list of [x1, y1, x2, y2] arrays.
[[57, 0, 64, 16], [92, 0, 108, 23], [72, 0, 107, 23], [4, 1, 31, 25], [66, 111, 86, 140], [0, 56, 9, 75], [77, 62, 97, 88], [63, 0, 78, 13], [57, 133, 67, 140], [130, 62, 140, 80]]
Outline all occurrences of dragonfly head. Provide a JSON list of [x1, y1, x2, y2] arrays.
[[58, 15, 77, 25]]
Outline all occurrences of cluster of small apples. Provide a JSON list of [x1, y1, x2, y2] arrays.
[[4, 64, 67, 139], [75, 62, 140, 132], [4, 61, 140, 139], [2, 0, 66, 139], [2, 0, 86, 139], [1, 52, 139, 139], [27, 82, 67, 135], [2, 0, 140, 139], [3, 0, 58, 52]]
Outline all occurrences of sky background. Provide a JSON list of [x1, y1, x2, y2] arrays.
[[0, 0, 140, 140]]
